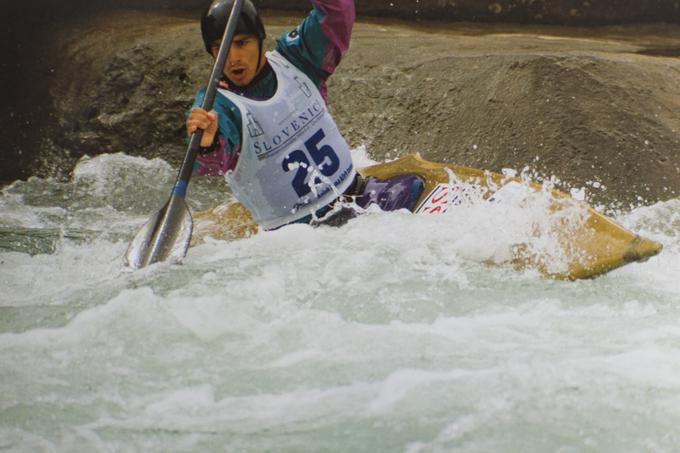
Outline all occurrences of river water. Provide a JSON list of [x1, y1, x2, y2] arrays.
[[1, 151, 679, 452]]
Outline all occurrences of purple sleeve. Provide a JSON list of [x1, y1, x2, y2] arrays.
[[195, 136, 240, 177], [276, 0, 355, 101], [313, 0, 355, 76]]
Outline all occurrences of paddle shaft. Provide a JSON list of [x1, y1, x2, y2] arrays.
[[176, 0, 245, 188]]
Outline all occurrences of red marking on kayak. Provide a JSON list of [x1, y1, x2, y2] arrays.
[[415, 183, 460, 214]]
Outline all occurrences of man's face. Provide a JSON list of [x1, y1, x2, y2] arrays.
[[211, 34, 263, 87]]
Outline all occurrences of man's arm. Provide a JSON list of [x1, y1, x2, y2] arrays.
[[188, 87, 243, 177], [276, 0, 355, 101]]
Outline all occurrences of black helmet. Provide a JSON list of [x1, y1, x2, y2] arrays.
[[201, 0, 266, 53]]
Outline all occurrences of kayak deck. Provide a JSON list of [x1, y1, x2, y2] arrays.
[[192, 153, 662, 280]]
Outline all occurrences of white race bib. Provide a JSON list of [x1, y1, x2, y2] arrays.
[[219, 51, 355, 230]]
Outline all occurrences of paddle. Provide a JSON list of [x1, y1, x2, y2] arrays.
[[124, 0, 245, 269]]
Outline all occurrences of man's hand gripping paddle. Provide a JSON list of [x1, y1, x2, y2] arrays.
[[124, 0, 244, 269]]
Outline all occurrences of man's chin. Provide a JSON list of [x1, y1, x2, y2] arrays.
[[228, 74, 251, 87]]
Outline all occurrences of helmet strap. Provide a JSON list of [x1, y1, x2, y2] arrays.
[[256, 38, 264, 74]]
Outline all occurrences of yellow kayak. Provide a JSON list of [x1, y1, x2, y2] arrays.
[[192, 153, 662, 280]]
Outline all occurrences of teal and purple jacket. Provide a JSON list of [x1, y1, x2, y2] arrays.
[[193, 0, 355, 176]]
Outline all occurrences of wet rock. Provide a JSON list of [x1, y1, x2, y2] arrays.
[[333, 47, 680, 206], [35, 13, 210, 171]]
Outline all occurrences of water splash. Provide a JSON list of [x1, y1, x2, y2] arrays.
[[1, 151, 678, 451]]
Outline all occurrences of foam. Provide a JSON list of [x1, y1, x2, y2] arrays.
[[1, 152, 680, 451]]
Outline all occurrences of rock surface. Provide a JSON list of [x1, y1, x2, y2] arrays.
[[2, 9, 680, 207], [334, 21, 680, 206]]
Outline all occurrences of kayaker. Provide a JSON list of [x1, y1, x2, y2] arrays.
[[186, 0, 424, 229]]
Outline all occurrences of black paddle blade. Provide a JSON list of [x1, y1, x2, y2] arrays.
[[124, 196, 193, 269]]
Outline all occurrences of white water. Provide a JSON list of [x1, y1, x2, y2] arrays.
[[1, 152, 679, 452]]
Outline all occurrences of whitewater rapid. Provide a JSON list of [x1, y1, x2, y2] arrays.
[[1, 151, 679, 452]]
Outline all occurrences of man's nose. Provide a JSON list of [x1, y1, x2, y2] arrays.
[[228, 45, 242, 62]]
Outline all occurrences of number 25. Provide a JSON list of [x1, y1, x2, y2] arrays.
[[282, 129, 340, 197]]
